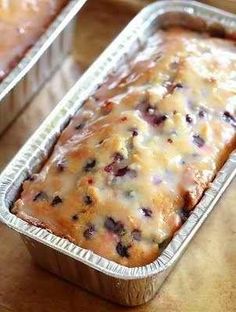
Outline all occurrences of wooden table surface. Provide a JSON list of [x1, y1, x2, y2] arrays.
[[0, 1, 235, 311]]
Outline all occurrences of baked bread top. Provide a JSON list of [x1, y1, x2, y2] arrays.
[[13, 28, 236, 267]]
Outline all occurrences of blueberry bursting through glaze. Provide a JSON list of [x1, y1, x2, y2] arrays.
[[83, 195, 93, 205], [84, 159, 96, 172], [199, 110, 207, 118], [115, 166, 130, 177], [72, 214, 79, 221], [186, 114, 192, 123], [33, 191, 48, 202], [51, 196, 63, 206], [141, 207, 153, 217], [83, 224, 96, 239], [104, 153, 122, 174], [223, 111, 236, 127], [104, 153, 137, 178], [136, 100, 168, 127], [113, 152, 124, 162], [193, 134, 205, 148], [56, 159, 66, 172], [28, 174, 36, 182], [116, 242, 130, 258], [179, 209, 190, 222], [129, 127, 138, 137], [75, 122, 85, 130], [104, 217, 125, 236], [132, 229, 141, 241]]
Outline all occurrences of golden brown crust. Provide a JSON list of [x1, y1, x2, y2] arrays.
[[181, 136, 236, 210], [13, 28, 236, 267]]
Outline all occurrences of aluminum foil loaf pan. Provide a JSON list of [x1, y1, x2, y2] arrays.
[[0, 0, 87, 135], [0, 0, 236, 306]]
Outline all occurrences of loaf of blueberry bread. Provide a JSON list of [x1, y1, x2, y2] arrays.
[[0, 0, 68, 82], [13, 28, 236, 267]]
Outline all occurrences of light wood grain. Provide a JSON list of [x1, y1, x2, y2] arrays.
[[0, 1, 235, 311]]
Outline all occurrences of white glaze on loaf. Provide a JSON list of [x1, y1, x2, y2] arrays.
[[13, 28, 236, 267]]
